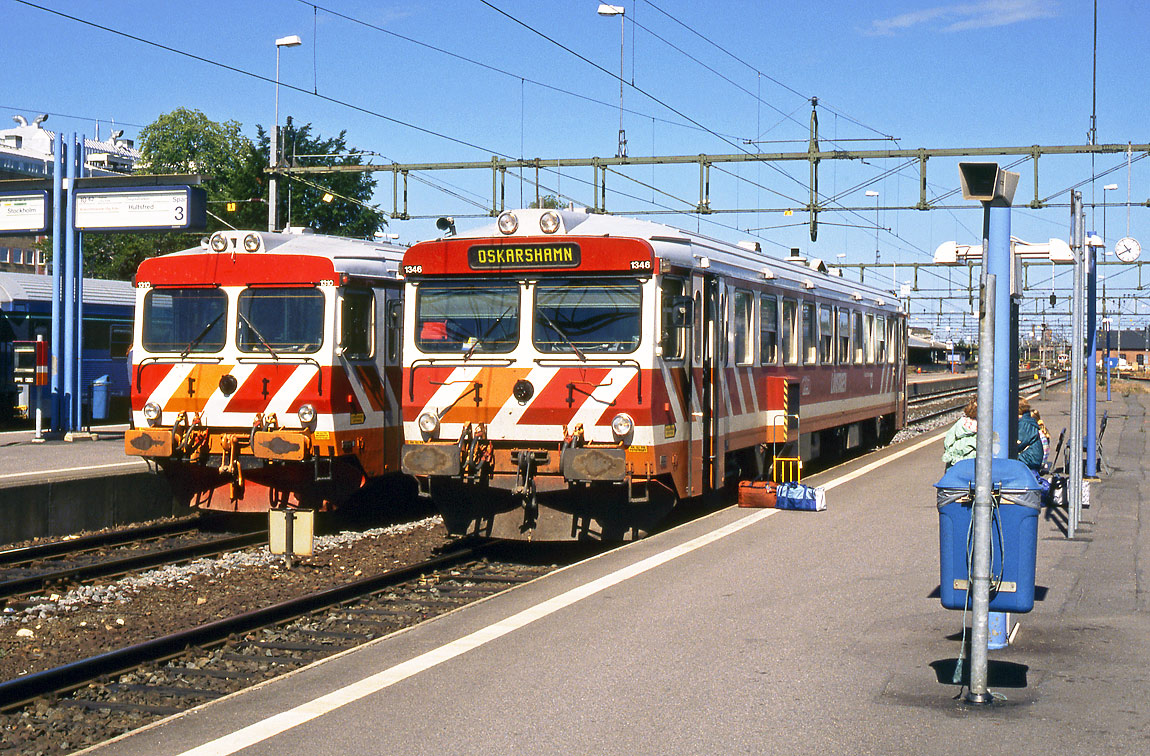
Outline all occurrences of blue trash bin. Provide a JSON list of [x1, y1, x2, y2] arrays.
[[91, 375, 110, 421], [935, 458, 1041, 613]]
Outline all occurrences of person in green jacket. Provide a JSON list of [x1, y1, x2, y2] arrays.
[[942, 398, 978, 469], [1016, 398, 1044, 471]]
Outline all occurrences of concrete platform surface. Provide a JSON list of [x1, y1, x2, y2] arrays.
[[86, 388, 1148, 756]]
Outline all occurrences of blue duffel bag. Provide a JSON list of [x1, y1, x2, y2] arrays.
[[775, 482, 826, 511]]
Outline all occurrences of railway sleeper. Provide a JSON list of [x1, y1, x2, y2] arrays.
[[56, 698, 183, 716], [105, 682, 224, 700], [218, 652, 305, 667], [250, 640, 345, 653]]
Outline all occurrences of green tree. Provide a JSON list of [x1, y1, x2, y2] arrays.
[[64, 109, 384, 280], [268, 117, 383, 238], [529, 194, 564, 209]]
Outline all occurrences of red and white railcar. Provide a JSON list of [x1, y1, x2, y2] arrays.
[[400, 209, 905, 540], [125, 229, 405, 512]]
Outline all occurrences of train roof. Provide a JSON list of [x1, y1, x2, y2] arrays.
[[136, 229, 406, 286], [0, 271, 134, 311], [431, 209, 900, 311]]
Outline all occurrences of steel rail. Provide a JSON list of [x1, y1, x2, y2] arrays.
[[0, 543, 484, 712], [0, 515, 219, 567], [0, 532, 268, 600]]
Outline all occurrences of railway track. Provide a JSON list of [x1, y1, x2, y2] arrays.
[[907, 371, 1069, 426], [0, 516, 266, 601], [0, 535, 581, 755]]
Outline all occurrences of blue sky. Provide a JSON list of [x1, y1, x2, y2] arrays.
[[5, 0, 1149, 338]]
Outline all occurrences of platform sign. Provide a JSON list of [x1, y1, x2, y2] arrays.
[[0, 190, 50, 234], [74, 186, 206, 232], [1105, 356, 1120, 369]]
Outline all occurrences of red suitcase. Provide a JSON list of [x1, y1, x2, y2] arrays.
[[737, 480, 777, 508]]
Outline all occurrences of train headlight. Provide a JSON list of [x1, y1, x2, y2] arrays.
[[610, 413, 634, 437], [297, 403, 317, 425], [209, 233, 228, 252], [143, 402, 162, 425], [417, 411, 440, 434], [497, 211, 519, 235], [242, 233, 261, 252], [539, 210, 561, 234]]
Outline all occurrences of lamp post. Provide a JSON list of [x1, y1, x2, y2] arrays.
[[269, 34, 302, 233], [597, 4, 626, 158], [1103, 183, 1118, 248]]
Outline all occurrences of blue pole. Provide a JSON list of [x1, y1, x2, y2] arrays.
[[51, 130, 64, 432], [1106, 328, 1112, 401], [1085, 240, 1098, 476], [987, 203, 1013, 457], [63, 132, 77, 434], [986, 201, 1013, 648], [75, 137, 87, 431]]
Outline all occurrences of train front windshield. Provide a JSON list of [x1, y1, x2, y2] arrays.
[[534, 278, 641, 354], [415, 281, 520, 353], [238, 287, 325, 353], [142, 288, 227, 354]]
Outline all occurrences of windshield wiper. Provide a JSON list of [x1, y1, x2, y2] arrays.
[[464, 304, 515, 360], [537, 311, 586, 361], [237, 311, 280, 360], [179, 312, 224, 359]]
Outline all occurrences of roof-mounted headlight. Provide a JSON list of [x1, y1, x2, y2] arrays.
[[209, 233, 228, 252], [497, 211, 519, 235], [539, 210, 561, 234], [243, 233, 261, 252]]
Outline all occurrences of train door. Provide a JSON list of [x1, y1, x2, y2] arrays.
[[690, 272, 725, 491], [382, 286, 404, 467]]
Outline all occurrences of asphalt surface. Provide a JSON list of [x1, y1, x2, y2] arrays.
[[84, 387, 1148, 756], [0, 424, 144, 489]]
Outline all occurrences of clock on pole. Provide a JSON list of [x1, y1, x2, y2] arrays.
[[1114, 236, 1141, 262]]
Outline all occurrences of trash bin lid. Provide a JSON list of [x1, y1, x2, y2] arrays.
[[934, 457, 1040, 491]]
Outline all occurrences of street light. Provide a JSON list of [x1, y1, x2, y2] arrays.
[[597, 4, 626, 158], [1103, 183, 1118, 250], [270, 34, 302, 233]]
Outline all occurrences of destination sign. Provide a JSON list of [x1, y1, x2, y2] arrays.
[[0, 191, 49, 234], [74, 186, 207, 232], [468, 242, 581, 269]]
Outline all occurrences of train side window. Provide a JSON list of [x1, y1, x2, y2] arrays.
[[802, 303, 817, 365], [852, 311, 864, 364], [865, 313, 875, 363], [109, 326, 132, 359], [878, 315, 887, 363], [83, 322, 111, 350], [340, 287, 375, 360], [781, 299, 797, 365], [733, 290, 753, 366], [836, 308, 850, 364], [660, 277, 688, 361], [888, 318, 898, 364], [692, 290, 703, 365], [818, 304, 832, 364], [386, 298, 402, 362], [760, 294, 778, 366]]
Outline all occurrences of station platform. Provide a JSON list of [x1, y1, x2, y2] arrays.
[[85, 387, 1148, 756], [0, 425, 176, 543]]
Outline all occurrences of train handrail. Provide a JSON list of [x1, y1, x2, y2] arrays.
[[235, 356, 324, 396], [407, 357, 515, 400], [534, 358, 642, 402], [134, 355, 223, 392]]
